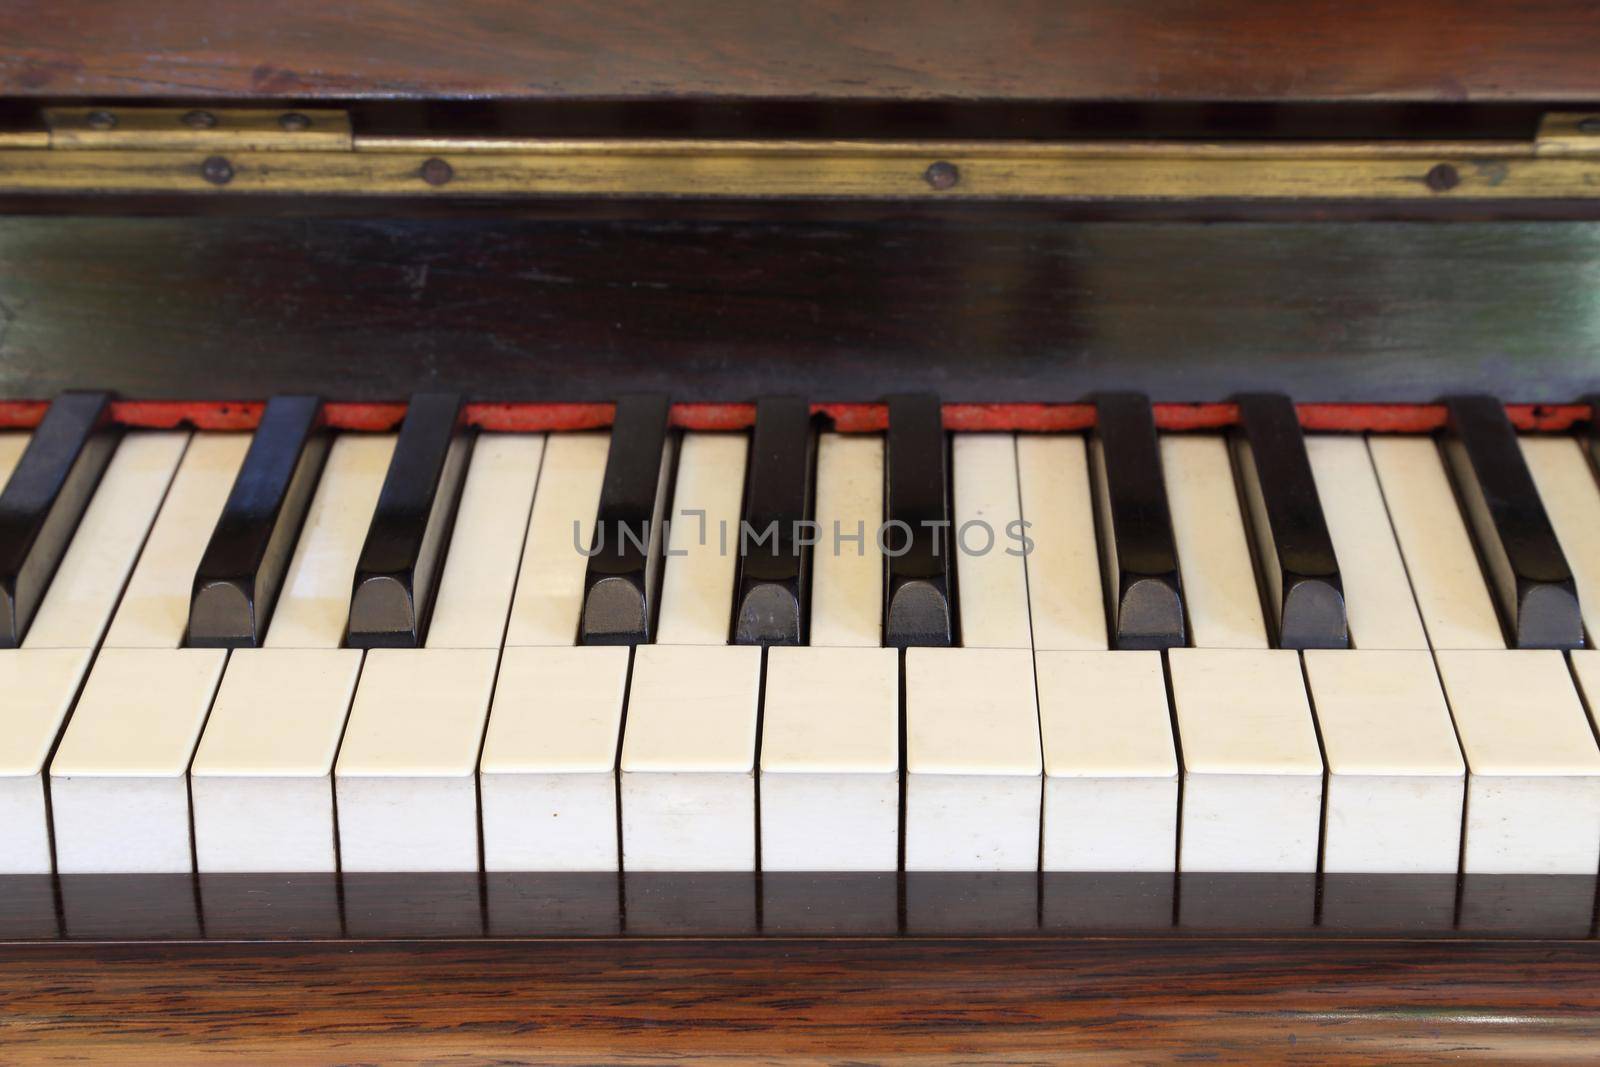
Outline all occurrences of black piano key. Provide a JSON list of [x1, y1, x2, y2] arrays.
[[581, 394, 672, 645], [0, 391, 115, 648], [1092, 393, 1185, 651], [1234, 393, 1348, 650], [346, 393, 473, 649], [1443, 394, 1583, 650], [883, 393, 953, 648], [188, 395, 330, 648], [734, 396, 813, 646]]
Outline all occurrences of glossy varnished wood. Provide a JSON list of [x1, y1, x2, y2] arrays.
[[5, 216, 1600, 402], [2, 938, 1599, 1062], [2, 0, 1599, 104]]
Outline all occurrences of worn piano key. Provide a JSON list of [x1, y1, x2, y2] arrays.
[[1162, 434, 1266, 649], [346, 393, 472, 649], [1304, 436, 1428, 650], [1305, 650, 1464, 873], [809, 432, 883, 647], [904, 646, 1042, 871], [1234, 394, 1348, 650], [1169, 648, 1323, 872], [504, 432, 610, 646], [1442, 395, 1582, 650], [759, 645, 899, 871], [1439, 650, 1600, 873], [190, 434, 393, 873], [620, 644, 763, 871], [1037, 651, 1177, 871], [51, 434, 247, 873], [1017, 435, 1107, 651], [952, 434, 1031, 649], [0, 391, 114, 649], [335, 435, 542, 872], [480, 645, 630, 872], [581, 394, 673, 645], [734, 396, 813, 646], [884, 393, 953, 648], [188, 395, 329, 649], [656, 432, 747, 645], [1091, 394, 1185, 651], [0, 437, 189, 864], [1519, 435, 1600, 644], [1368, 435, 1504, 650]]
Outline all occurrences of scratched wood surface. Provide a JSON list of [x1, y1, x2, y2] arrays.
[[2, 0, 1600, 103]]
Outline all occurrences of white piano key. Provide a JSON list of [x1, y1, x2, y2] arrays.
[[619, 644, 761, 871], [0, 647, 91, 872], [904, 647, 1042, 872], [24, 432, 190, 649], [1438, 649, 1600, 873], [1161, 434, 1267, 649], [1368, 436, 1504, 650], [1169, 648, 1323, 872], [104, 433, 251, 649], [1017, 435, 1107, 652], [0, 431, 29, 485], [655, 432, 748, 645], [425, 434, 544, 649], [264, 432, 396, 650], [1037, 651, 1177, 872], [479, 645, 630, 871], [1304, 435, 1428, 650], [0, 433, 188, 874], [759, 646, 899, 871], [190, 648, 361, 872], [952, 434, 1031, 649], [1520, 435, 1600, 643], [50, 647, 227, 873], [1305, 650, 1465, 873], [504, 432, 609, 646], [810, 432, 883, 648], [334, 647, 499, 872]]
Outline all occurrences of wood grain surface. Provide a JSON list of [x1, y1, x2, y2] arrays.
[[2, 938, 1599, 1062], [2, 0, 1599, 104]]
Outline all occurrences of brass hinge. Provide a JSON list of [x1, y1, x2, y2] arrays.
[[43, 107, 353, 151], [4, 106, 1600, 200]]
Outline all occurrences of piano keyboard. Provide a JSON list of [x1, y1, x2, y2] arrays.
[[6, 392, 1600, 877]]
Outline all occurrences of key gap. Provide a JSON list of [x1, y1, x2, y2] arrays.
[[1159, 647, 1184, 923], [752, 645, 768, 930], [1294, 649, 1332, 914], [1009, 432, 1045, 876]]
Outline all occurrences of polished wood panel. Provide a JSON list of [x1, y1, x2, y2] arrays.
[[2, 214, 1599, 403], [2, 0, 1600, 104], [2, 939, 1599, 1061]]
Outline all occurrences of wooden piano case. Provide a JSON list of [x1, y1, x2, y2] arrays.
[[5, 2, 1600, 1060]]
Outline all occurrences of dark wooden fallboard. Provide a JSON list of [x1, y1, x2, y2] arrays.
[[2, 212, 1599, 404]]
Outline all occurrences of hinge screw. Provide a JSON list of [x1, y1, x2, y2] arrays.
[[924, 160, 960, 190], [201, 155, 235, 186], [278, 112, 311, 132], [182, 110, 217, 130], [1424, 163, 1460, 193], [85, 110, 116, 131], [421, 157, 454, 186]]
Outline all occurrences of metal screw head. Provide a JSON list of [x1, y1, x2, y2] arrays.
[[1578, 117, 1600, 134], [85, 110, 116, 131], [420, 157, 454, 186], [182, 109, 217, 130], [924, 160, 960, 190], [1424, 162, 1460, 193], [278, 112, 311, 132], [201, 155, 235, 186]]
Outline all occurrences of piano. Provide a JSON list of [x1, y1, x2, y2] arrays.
[[5, 1, 1600, 1060]]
